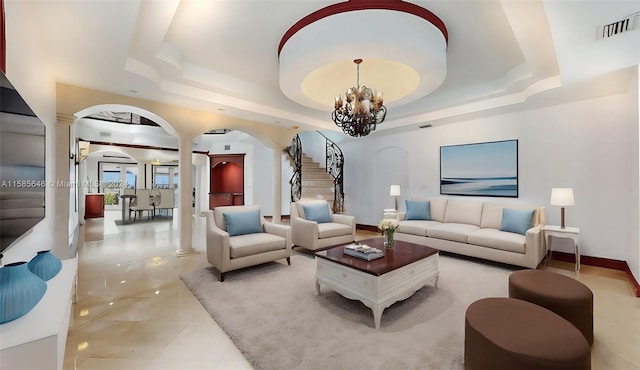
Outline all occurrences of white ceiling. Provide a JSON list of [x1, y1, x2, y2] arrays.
[[5, 0, 640, 139]]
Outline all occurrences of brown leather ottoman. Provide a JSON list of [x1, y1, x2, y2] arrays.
[[509, 269, 594, 346], [465, 298, 590, 370]]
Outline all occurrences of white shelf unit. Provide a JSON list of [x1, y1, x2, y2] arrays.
[[0, 258, 77, 370]]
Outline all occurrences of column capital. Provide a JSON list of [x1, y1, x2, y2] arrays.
[[56, 113, 75, 125]]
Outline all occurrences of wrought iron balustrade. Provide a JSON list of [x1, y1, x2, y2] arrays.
[[317, 131, 344, 214], [287, 134, 302, 202]]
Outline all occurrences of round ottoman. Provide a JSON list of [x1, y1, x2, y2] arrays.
[[509, 269, 593, 346], [465, 298, 590, 370]]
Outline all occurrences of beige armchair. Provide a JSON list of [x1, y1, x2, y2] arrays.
[[290, 200, 356, 251], [206, 205, 292, 282]]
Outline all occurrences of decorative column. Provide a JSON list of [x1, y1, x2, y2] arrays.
[[135, 162, 145, 189], [271, 146, 283, 224], [176, 134, 197, 257], [52, 120, 72, 259]]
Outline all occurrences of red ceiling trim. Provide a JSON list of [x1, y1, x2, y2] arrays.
[[278, 0, 448, 56]]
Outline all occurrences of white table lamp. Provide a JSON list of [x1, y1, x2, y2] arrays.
[[390, 185, 401, 211], [550, 188, 574, 229]]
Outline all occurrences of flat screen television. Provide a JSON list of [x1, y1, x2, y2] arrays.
[[0, 71, 46, 253]]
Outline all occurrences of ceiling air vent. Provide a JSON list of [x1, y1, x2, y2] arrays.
[[419, 124, 433, 129], [224, 145, 231, 151], [99, 131, 111, 137], [597, 12, 639, 39]]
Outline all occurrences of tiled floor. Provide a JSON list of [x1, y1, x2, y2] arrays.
[[63, 211, 640, 369]]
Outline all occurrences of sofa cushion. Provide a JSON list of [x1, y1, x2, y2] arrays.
[[429, 198, 448, 222], [398, 220, 442, 237], [444, 200, 484, 226], [481, 203, 540, 230], [468, 229, 526, 254], [406, 200, 430, 220], [410, 197, 447, 222], [302, 203, 332, 223], [500, 208, 535, 235], [480, 203, 506, 229], [318, 222, 352, 239], [229, 233, 286, 258], [223, 210, 263, 236], [214, 205, 261, 230], [428, 223, 479, 243]]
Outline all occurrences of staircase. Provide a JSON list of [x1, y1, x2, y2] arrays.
[[300, 155, 335, 203], [286, 132, 344, 213]]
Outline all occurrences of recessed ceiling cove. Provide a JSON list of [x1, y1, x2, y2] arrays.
[[278, 1, 448, 112]]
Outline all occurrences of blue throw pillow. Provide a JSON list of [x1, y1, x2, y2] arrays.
[[406, 200, 430, 220], [500, 208, 535, 235], [302, 203, 332, 223], [223, 210, 263, 236]]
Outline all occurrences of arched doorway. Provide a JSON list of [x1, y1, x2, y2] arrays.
[[209, 154, 245, 209]]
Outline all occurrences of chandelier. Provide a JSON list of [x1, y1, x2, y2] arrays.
[[332, 59, 387, 137]]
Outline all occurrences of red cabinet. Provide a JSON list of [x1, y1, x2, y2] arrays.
[[85, 194, 104, 218]]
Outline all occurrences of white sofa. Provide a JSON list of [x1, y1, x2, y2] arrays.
[[394, 198, 546, 269]]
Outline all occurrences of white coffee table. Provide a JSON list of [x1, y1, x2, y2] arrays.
[[315, 238, 439, 329]]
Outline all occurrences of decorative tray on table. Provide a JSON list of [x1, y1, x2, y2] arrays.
[[343, 244, 384, 261]]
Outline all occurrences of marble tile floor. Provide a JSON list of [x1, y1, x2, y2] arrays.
[[64, 211, 640, 369]]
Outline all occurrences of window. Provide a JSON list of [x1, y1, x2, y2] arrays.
[[98, 162, 136, 209]]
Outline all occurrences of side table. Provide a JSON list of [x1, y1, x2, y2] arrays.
[[542, 225, 581, 272], [383, 208, 398, 219]]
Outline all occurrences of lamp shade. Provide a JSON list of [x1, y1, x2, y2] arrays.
[[550, 188, 574, 206], [390, 185, 401, 197]]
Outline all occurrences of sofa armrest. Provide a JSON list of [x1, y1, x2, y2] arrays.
[[264, 222, 292, 249], [331, 213, 355, 227], [525, 224, 544, 265], [206, 212, 231, 271], [291, 217, 319, 248]]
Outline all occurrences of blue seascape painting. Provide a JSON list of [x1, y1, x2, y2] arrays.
[[440, 140, 518, 197]]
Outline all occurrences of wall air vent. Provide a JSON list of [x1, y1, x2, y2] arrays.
[[99, 131, 111, 137], [597, 11, 639, 39], [419, 124, 433, 129]]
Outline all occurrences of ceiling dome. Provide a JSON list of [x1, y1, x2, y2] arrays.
[[278, 1, 448, 112]]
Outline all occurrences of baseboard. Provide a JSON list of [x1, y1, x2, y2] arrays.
[[264, 215, 291, 220], [551, 251, 640, 298], [356, 224, 379, 233]]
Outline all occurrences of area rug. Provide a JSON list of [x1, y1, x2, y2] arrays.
[[180, 252, 518, 370]]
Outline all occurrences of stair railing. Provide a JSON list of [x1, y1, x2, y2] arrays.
[[316, 131, 344, 213], [286, 134, 302, 202]]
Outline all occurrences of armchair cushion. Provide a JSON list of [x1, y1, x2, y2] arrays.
[[229, 233, 287, 259], [406, 200, 431, 220], [317, 222, 353, 239], [223, 210, 263, 236], [302, 203, 332, 223], [500, 208, 535, 236]]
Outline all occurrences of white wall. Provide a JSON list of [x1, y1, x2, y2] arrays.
[[2, 3, 62, 264], [250, 138, 293, 216], [342, 88, 638, 265], [632, 66, 640, 284]]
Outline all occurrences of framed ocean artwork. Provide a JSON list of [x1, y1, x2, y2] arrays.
[[440, 139, 518, 197]]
